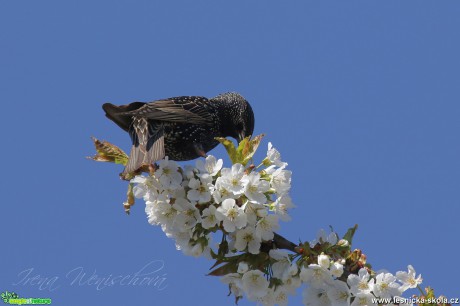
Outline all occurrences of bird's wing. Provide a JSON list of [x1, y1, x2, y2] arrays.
[[122, 96, 214, 125], [123, 118, 165, 175]]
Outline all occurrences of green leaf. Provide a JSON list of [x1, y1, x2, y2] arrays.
[[241, 134, 264, 166], [216, 134, 264, 166], [209, 258, 225, 270], [215, 137, 238, 164], [343, 224, 358, 246], [87, 136, 129, 165], [208, 261, 238, 276]]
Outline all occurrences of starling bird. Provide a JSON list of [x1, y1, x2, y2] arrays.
[[102, 92, 255, 177]]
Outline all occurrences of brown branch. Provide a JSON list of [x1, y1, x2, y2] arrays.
[[273, 232, 299, 253]]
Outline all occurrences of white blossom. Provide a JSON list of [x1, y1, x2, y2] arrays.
[[330, 262, 344, 278], [373, 272, 401, 299], [310, 229, 338, 247], [201, 205, 219, 229], [145, 197, 158, 224], [215, 198, 247, 232], [273, 286, 289, 306], [241, 270, 269, 299], [270, 168, 292, 194], [168, 229, 193, 250], [219, 163, 246, 195], [269, 249, 291, 279], [173, 198, 200, 231], [318, 254, 331, 269], [131, 175, 150, 198], [212, 176, 238, 203], [220, 273, 243, 299], [196, 155, 223, 176], [350, 292, 377, 306], [155, 157, 182, 189], [396, 265, 422, 292], [187, 174, 213, 204], [182, 165, 196, 180], [303, 287, 331, 306], [347, 268, 374, 295], [183, 241, 210, 258], [273, 194, 295, 221], [256, 214, 279, 241], [244, 202, 267, 226], [234, 225, 261, 254], [242, 172, 270, 204], [251, 288, 275, 306], [170, 185, 186, 200], [282, 274, 302, 294], [131, 175, 162, 201], [300, 264, 334, 289], [147, 197, 177, 229], [266, 142, 287, 168], [326, 280, 351, 306], [237, 262, 249, 274], [286, 263, 299, 278]]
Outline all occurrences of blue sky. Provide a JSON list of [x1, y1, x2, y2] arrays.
[[1, 1, 459, 305]]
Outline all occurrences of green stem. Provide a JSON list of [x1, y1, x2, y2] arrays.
[[416, 284, 425, 296]]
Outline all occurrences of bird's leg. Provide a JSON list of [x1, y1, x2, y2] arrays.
[[122, 163, 158, 179], [193, 143, 208, 158], [120, 167, 144, 181], [135, 163, 158, 176]]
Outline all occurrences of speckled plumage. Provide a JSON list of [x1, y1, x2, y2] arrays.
[[102, 92, 255, 176]]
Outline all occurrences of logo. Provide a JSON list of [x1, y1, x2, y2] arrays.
[[1, 291, 51, 305]]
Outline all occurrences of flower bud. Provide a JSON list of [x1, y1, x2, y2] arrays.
[[318, 254, 330, 269], [330, 262, 344, 277], [237, 262, 249, 274]]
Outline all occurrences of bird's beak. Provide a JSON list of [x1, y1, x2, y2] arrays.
[[237, 132, 245, 143]]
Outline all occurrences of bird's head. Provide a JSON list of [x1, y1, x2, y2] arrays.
[[214, 92, 255, 143], [235, 99, 255, 143]]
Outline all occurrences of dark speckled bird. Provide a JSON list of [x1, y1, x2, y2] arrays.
[[102, 92, 255, 177]]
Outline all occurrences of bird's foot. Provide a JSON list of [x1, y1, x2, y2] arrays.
[[136, 163, 158, 176], [199, 151, 208, 158], [193, 144, 208, 158], [119, 172, 135, 181], [119, 163, 158, 181], [245, 164, 255, 174]]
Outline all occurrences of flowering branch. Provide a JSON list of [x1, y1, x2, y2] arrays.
[[89, 136, 452, 306]]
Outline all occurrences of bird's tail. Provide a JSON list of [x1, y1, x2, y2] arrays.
[[102, 102, 145, 132]]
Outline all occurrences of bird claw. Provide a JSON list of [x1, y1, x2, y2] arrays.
[[137, 163, 157, 175], [193, 144, 208, 158], [119, 163, 158, 181]]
